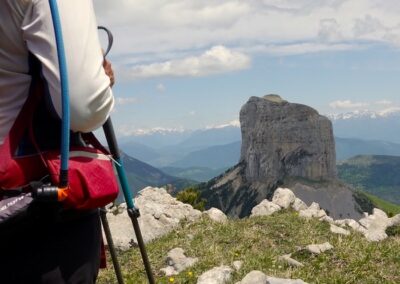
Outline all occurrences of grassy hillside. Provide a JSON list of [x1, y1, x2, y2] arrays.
[[335, 137, 400, 161], [116, 153, 196, 203], [98, 211, 400, 283], [337, 155, 400, 205], [161, 166, 227, 182], [358, 191, 400, 216]]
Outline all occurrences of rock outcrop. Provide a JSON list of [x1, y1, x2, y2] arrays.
[[105, 187, 202, 249], [200, 95, 369, 219], [240, 95, 336, 182], [160, 248, 198, 276]]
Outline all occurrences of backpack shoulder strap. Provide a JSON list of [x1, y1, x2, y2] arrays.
[[0, 55, 43, 158]]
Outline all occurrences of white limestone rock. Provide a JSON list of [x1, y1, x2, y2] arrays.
[[319, 216, 334, 224], [251, 200, 282, 217], [237, 271, 268, 284], [334, 219, 366, 234], [232, 260, 243, 271], [272, 188, 296, 209], [104, 187, 202, 250], [347, 219, 367, 234], [330, 224, 350, 236], [292, 198, 308, 211], [306, 242, 333, 254], [237, 271, 309, 284], [299, 202, 327, 219], [389, 214, 400, 226], [267, 276, 309, 284], [197, 265, 233, 284], [160, 248, 198, 276], [359, 208, 390, 242], [203, 207, 228, 223], [278, 254, 304, 267], [334, 219, 349, 227]]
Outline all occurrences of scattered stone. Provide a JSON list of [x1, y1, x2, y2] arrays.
[[333, 219, 366, 233], [330, 224, 350, 236], [251, 200, 281, 217], [346, 219, 367, 234], [292, 198, 308, 211], [267, 276, 308, 284], [359, 208, 390, 242], [203, 207, 228, 223], [160, 248, 198, 276], [389, 214, 400, 226], [334, 219, 349, 227], [232, 260, 243, 271], [272, 188, 296, 209], [187, 234, 195, 241], [299, 202, 327, 219], [278, 254, 304, 267], [319, 215, 334, 224], [306, 242, 333, 254], [197, 265, 233, 284], [105, 187, 202, 250], [237, 270, 268, 284]]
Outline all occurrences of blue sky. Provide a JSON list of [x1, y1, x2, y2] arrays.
[[93, 0, 400, 137]]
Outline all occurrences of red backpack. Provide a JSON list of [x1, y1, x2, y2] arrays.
[[0, 62, 119, 212]]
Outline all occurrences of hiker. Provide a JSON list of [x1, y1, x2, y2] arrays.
[[0, 0, 114, 283]]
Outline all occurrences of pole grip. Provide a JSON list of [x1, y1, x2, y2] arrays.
[[103, 118, 120, 160]]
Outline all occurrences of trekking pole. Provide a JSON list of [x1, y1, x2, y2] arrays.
[[95, 25, 125, 284], [103, 118, 155, 284], [99, 208, 124, 284]]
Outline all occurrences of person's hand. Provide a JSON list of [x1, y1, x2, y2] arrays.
[[103, 58, 115, 87]]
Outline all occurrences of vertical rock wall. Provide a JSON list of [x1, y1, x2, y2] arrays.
[[240, 95, 337, 183]]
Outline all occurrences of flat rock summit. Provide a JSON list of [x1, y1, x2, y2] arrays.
[[200, 95, 370, 219]]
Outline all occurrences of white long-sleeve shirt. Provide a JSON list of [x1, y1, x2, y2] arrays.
[[0, 0, 114, 145]]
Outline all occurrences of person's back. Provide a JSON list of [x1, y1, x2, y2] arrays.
[[0, 0, 114, 145], [0, 1, 115, 282]]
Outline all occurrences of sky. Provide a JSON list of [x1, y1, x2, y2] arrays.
[[93, 0, 400, 137]]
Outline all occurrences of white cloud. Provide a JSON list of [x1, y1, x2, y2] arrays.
[[94, 0, 400, 83], [329, 100, 369, 109], [156, 83, 166, 92], [206, 119, 240, 129], [244, 42, 361, 56], [375, 100, 392, 106], [118, 125, 186, 137], [125, 46, 250, 79], [115, 97, 138, 105], [329, 99, 400, 114], [318, 18, 343, 42], [378, 107, 400, 116], [94, 0, 400, 60]]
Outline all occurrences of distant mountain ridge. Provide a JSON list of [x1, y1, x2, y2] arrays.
[[338, 155, 400, 205], [329, 109, 400, 143], [336, 137, 400, 161], [327, 108, 400, 120], [119, 152, 194, 201]]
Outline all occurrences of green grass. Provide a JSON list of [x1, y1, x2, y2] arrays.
[[98, 211, 400, 284], [361, 191, 400, 216]]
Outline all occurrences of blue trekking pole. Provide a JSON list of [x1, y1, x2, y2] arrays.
[[103, 119, 155, 284], [99, 27, 155, 284]]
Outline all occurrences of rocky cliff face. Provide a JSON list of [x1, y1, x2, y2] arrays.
[[200, 95, 368, 219], [240, 95, 336, 182]]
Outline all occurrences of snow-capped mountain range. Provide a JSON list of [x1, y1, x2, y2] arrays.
[[327, 108, 400, 120]]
